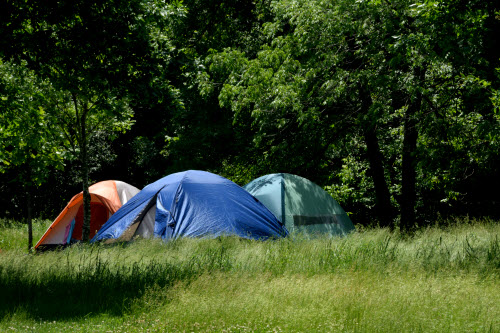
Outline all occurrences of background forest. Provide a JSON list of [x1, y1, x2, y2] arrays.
[[1, 0, 499, 232]]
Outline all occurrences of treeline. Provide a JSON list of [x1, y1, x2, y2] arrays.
[[1, 0, 499, 231]]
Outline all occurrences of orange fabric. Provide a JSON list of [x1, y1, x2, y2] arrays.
[[35, 181, 121, 249], [87, 181, 121, 211], [63, 181, 120, 211], [72, 202, 109, 240]]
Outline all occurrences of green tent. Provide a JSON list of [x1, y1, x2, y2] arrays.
[[243, 173, 355, 237]]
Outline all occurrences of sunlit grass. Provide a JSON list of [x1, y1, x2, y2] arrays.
[[2, 272, 498, 332], [129, 272, 499, 332], [0, 218, 498, 332], [0, 218, 51, 251]]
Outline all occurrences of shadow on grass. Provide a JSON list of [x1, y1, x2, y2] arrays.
[[0, 244, 199, 321]]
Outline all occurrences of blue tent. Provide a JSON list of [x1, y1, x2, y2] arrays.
[[92, 170, 288, 242]]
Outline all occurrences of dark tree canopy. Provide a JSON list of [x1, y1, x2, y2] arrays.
[[1, 0, 499, 233]]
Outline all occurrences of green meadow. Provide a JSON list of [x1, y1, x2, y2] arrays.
[[0, 218, 499, 332]]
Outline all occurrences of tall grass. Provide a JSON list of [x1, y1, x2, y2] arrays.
[[0, 218, 499, 332], [0, 218, 51, 251]]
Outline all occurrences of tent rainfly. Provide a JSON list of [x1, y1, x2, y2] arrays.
[[243, 173, 355, 237], [35, 180, 140, 250], [92, 170, 288, 243]]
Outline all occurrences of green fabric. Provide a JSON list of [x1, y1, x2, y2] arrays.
[[244, 173, 355, 237]]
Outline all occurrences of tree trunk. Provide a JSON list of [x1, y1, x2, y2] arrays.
[[80, 104, 91, 242], [364, 127, 396, 228], [360, 87, 396, 228], [26, 185, 33, 252], [23, 162, 33, 252], [82, 151, 91, 241], [400, 66, 425, 233]]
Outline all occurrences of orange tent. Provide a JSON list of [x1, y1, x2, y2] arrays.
[[35, 180, 140, 250]]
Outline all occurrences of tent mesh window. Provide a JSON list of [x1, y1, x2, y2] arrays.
[[292, 215, 340, 226]]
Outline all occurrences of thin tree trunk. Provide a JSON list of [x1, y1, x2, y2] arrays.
[[23, 162, 33, 252], [82, 147, 91, 241], [72, 93, 92, 242], [360, 87, 396, 228], [26, 184, 33, 252], [80, 103, 91, 242], [400, 66, 425, 233]]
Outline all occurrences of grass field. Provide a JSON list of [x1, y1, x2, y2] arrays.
[[0, 218, 499, 332]]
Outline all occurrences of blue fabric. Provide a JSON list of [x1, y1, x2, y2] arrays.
[[91, 177, 168, 241], [92, 170, 288, 242], [67, 219, 76, 244]]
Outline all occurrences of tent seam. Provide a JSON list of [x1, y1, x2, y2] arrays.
[[168, 171, 190, 227]]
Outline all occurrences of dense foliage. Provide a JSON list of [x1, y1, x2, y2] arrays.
[[1, 0, 499, 230]]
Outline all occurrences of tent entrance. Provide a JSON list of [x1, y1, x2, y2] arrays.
[[72, 202, 110, 240]]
